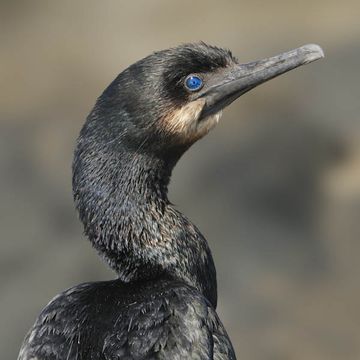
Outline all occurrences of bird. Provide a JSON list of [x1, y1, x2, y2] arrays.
[[18, 42, 324, 360]]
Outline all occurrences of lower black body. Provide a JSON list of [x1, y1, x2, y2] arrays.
[[18, 278, 236, 360]]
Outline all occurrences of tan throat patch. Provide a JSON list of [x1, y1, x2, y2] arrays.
[[161, 99, 222, 143]]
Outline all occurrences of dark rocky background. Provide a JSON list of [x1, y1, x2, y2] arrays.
[[1, 1, 359, 359]]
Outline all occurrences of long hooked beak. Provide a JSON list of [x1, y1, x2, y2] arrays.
[[198, 44, 324, 118]]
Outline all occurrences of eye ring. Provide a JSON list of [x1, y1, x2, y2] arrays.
[[184, 75, 203, 92]]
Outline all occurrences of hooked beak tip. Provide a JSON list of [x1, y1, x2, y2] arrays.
[[299, 44, 325, 64]]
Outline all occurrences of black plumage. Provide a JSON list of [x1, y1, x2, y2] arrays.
[[18, 42, 323, 360]]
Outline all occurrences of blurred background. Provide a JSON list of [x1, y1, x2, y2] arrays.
[[1, 1, 359, 359]]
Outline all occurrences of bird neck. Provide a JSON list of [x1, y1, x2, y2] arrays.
[[73, 142, 217, 307]]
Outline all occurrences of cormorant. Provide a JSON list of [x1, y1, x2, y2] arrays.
[[18, 42, 324, 360]]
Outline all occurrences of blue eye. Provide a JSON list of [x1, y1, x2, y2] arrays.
[[185, 75, 203, 91]]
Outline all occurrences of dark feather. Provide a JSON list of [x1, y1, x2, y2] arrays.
[[19, 279, 235, 360]]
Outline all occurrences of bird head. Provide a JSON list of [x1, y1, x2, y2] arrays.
[[86, 42, 324, 162]]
